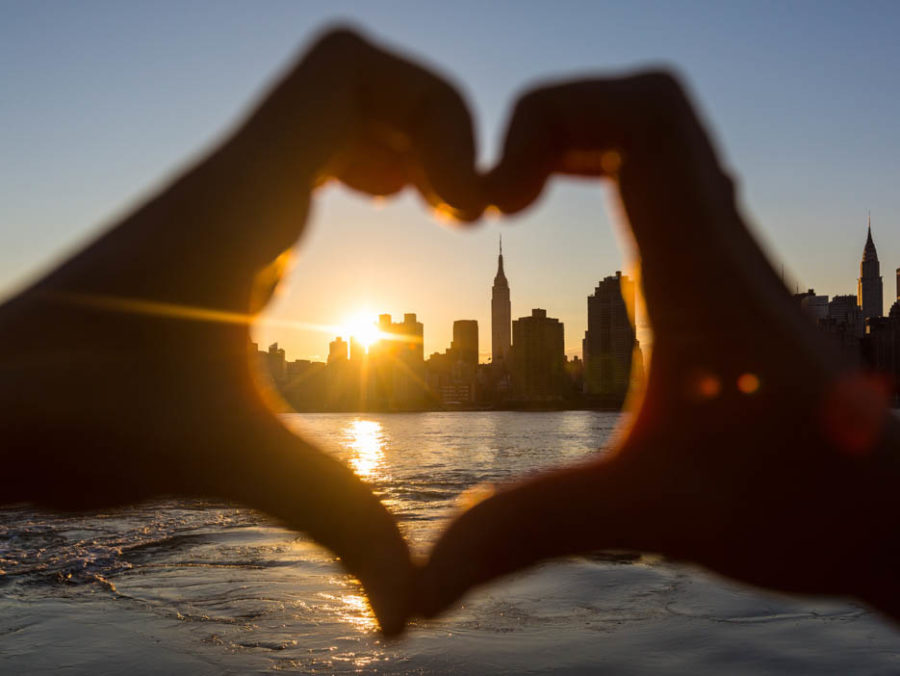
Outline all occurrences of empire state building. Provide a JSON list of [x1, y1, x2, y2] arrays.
[[491, 237, 511, 364]]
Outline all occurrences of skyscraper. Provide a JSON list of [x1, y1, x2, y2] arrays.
[[583, 271, 639, 404], [510, 308, 565, 401], [451, 319, 478, 366], [328, 336, 348, 364], [491, 237, 511, 365], [368, 313, 425, 409], [858, 215, 883, 320]]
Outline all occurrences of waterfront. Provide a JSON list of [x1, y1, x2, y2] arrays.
[[2, 411, 899, 674]]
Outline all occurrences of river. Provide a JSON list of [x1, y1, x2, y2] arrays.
[[1, 411, 899, 674]]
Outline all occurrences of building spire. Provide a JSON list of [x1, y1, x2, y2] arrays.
[[863, 211, 877, 262], [499, 233, 502, 256], [493, 234, 508, 286]]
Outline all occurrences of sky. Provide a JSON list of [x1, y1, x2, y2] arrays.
[[2, 1, 899, 361]]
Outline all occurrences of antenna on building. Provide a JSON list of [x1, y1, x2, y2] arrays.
[[868, 209, 871, 233], [499, 233, 502, 256]]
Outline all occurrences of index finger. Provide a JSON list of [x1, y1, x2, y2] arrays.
[[488, 73, 792, 338], [277, 28, 486, 221]]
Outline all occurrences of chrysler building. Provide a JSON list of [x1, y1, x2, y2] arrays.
[[858, 214, 883, 321]]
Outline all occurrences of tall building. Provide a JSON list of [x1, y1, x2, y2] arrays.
[[796, 289, 829, 322], [896, 267, 899, 303], [582, 271, 639, 403], [828, 295, 865, 338], [858, 216, 883, 321], [491, 237, 511, 365], [368, 313, 425, 409], [510, 309, 565, 401], [328, 337, 348, 364], [266, 342, 286, 384], [451, 319, 478, 366]]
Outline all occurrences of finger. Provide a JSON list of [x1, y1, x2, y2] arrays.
[[323, 28, 486, 221], [34, 28, 486, 316], [203, 420, 414, 636], [334, 135, 409, 196], [416, 456, 650, 619], [488, 74, 796, 338]]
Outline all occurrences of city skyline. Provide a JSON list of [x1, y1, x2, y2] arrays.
[[2, 3, 899, 362], [257, 220, 900, 364], [252, 220, 900, 412]]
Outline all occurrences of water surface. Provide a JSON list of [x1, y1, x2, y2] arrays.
[[2, 412, 898, 674]]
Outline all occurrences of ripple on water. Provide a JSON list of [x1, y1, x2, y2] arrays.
[[1, 412, 900, 674]]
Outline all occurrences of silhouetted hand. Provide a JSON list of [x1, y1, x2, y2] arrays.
[[419, 74, 900, 621], [0, 27, 484, 635]]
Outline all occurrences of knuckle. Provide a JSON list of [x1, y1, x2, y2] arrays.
[[428, 80, 466, 115], [513, 88, 548, 119], [632, 69, 687, 106], [304, 25, 367, 65]]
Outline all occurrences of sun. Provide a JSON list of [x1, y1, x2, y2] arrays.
[[340, 312, 381, 351]]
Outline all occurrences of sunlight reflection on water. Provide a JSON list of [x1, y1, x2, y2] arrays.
[[4, 412, 900, 674], [343, 419, 385, 479]]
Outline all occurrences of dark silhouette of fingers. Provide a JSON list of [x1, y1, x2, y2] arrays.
[[28, 27, 484, 317], [284, 28, 484, 221], [417, 456, 648, 619], [216, 422, 414, 636], [332, 28, 484, 221], [488, 74, 794, 337]]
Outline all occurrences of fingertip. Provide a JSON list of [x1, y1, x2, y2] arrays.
[[412, 557, 450, 621], [306, 22, 370, 54], [357, 553, 415, 637], [484, 166, 546, 216]]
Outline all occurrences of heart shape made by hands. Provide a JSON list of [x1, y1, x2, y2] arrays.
[[1, 27, 897, 638]]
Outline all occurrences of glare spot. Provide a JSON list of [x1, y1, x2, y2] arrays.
[[340, 312, 381, 351], [822, 373, 891, 456], [737, 373, 761, 394], [600, 149, 624, 174], [694, 374, 721, 400], [432, 203, 458, 223], [484, 205, 502, 221], [455, 482, 496, 512]]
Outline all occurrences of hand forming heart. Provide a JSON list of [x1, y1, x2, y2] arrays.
[[0, 27, 897, 637]]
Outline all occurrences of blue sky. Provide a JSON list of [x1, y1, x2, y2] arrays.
[[2, 1, 899, 359]]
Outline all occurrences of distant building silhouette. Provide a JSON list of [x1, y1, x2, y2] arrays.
[[368, 313, 426, 409], [510, 308, 565, 402], [266, 342, 286, 384], [864, 303, 900, 388], [426, 319, 480, 407], [796, 289, 829, 322], [328, 336, 348, 364], [451, 319, 478, 367], [582, 272, 640, 405], [896, 266, 899, 303], [828, 295, 865, 339], [491, 237, 511, 365], [858, 216, 883, 321]]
